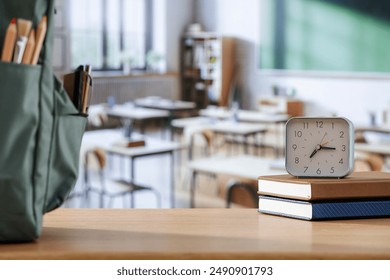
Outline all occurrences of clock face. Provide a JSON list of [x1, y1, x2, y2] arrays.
[[285, 117, 354, 177]]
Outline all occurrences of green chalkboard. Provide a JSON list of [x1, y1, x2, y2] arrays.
[[259, 0, 390, 73]]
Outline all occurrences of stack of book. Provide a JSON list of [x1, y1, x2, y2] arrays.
[[113, 138, 146, 148], [258, 172, 390, 220]]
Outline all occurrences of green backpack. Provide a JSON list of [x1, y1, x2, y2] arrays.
[[0, 0, 86, 241]]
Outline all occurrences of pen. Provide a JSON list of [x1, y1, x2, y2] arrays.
[[1, 18, 17, 62]]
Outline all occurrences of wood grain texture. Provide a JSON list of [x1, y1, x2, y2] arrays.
[[1, 208, 390, 260]]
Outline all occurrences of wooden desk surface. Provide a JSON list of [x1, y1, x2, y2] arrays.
[[2, 208, 390, 260]]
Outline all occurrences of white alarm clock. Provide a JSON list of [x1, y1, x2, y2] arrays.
[[285, 117, 354, 178]]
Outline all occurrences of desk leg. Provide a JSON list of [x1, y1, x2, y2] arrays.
[[170, 151, 175, 208], [190, 170, 197, 208], [168, 113, 173, 140], [130, 191, 134, 208], [260, 132, 265, 157], [254, 132, 266, 157], [262, 132, 266, 156], [130, 158, 134, 181], [170, 124, 175, 141], [120, 156, 125, 179], [228, 134, 233, 155], [244, 135, 249, 154], [130, 158, 135, 208], [140, 121, 145, 134]]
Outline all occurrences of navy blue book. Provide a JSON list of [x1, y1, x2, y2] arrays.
[[258, 195, 390, 220]]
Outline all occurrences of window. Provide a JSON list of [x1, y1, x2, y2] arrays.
[[69, 0, 148, 71]]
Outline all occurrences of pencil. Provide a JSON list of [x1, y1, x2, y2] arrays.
[[1, 18, 17, 62], [31, 16, 47, 65], [13, 18, 32, 63], [22, 30, 35, 64]]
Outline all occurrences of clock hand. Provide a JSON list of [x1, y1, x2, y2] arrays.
[[309, 134, 335, 158], [309, 144, 321, 158], [309, 149, 317, 158], [321, 146, 336, 150], [319, 133, 327, 145], [320, 141, 335, 150]]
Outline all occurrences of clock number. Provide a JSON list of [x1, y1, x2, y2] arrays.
[[294, 130, 303, 137], [316, 121, 323, 128], [295, 157, 299, 164], [330, 167, 335, 174], [339, 131, 344, 138], [316, 168, 321, 175], [303, 122, 309, 129], [342, 145, 346, 151], [304, 166, 308, 173], [339, 158, 343, 164], [292, 144, 297, 151]]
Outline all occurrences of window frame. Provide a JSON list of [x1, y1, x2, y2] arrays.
[[70, 0, 152, 72]]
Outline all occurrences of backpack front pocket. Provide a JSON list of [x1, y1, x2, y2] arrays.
[[44, 77, 87, 212], [45, 113, 86, 212]]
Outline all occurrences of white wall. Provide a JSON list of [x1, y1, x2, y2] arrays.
[[195, 0, 390, 126], [164, 0, 195, 71]]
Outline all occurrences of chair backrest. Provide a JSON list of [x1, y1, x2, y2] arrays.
[[84, 148, 107, 188], [354, 153, 384, 172], [93, 148, 106, 169], [187, 128, 215, 160], [201, 129, 214, 147], [84, 148, 106, 170], [226, 179, 258, 208]]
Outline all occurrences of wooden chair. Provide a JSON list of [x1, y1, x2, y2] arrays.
[[83, 148, 161, 208], [188, 128, 216, 160], [226, 179, 258, 208], [354, 153, 385, 172]]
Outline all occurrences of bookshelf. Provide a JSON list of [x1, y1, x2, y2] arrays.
[[180, 32, 235, 109]]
